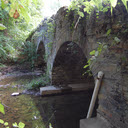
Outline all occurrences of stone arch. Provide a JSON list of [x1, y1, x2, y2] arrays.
[[52, 41, 98, 116], [52, 41, 90, 85], [31, 6, 128, 127], [36, 41, 46, 70]]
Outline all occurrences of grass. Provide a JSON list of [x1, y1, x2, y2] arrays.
[[25, 74, 50, 90]]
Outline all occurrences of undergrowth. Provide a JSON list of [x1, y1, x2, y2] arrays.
[[25, 74, 50, 90], [19, 41, 38, 68]]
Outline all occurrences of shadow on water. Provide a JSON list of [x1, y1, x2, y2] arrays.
[[34, 91, 93, 128], [0, 76, 95, 128]]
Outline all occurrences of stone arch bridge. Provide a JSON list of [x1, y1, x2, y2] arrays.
[[28, 6, 128, 128]]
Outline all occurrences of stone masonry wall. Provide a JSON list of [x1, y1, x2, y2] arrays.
[[31, 4, 128, 128], [50, 5, 128, 127]]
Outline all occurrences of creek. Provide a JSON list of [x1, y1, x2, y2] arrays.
[[0, 74, 93, 128]]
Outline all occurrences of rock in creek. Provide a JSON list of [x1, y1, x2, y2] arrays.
[[11, 92, 20, 96]]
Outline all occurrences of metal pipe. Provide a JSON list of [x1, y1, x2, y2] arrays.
[[87, 71, 104, 118]]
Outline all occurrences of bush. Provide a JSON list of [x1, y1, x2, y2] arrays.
[[25, 74, 50, 90], [19, 41, 38, 68]]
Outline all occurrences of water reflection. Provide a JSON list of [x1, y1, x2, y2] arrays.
[[0, 76, 93, 128], [0, 87, 45, 128], [34, 91, 93, 128]]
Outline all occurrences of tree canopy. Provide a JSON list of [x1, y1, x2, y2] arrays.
[[69, 0, 127, 18]]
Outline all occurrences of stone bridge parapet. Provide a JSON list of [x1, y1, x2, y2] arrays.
[[30, 5, 128, 128]]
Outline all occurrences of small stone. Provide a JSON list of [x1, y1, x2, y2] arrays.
[[0, 72, 2, 76], [0, 85, 4, 87], [11, 92, 20, 96]]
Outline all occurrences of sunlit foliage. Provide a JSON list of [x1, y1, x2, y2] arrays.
[[69, 0, 127, 18], [0, 0, 44, 63]]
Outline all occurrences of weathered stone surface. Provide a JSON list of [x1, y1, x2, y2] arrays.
[[31, 4, 128, 128], [40, 86, 61, 95], [68, 83, 94, 91], [80, 116, 111, 128], [40, 84, 94, 96]]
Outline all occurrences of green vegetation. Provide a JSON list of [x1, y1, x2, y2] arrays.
[[0, 0, 44, 64], [68, 0, 127, 75], [83, 42, 108, 75], [25, 74, 50, 90], [69, 0, 127, 17], [0, 101, 4, 114], [0, 1, 44, 127], [0, 101, 25, 128], [19, 41, 38, 68], [83, 28, 121, 75], [47, 19, 56, 38], [68, 0, 127, 32]]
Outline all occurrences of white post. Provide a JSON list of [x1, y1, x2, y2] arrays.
[[87, 71, 104, 118]]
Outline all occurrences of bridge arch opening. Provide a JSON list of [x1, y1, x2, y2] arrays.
[[52, 41, 98, 117], [52, 42, 94, 85], [36, 41, 46, 70]]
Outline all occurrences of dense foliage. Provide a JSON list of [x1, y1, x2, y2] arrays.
[[68, 0, 127, 74], [69, 0, 127, 17], [0, 0, 44, 64], [0, 1, 43, 127]]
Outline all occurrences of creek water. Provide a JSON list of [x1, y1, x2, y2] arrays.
[[0, 75, 93, 128]]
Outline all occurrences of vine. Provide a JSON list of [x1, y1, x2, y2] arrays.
[[68, 0, 127, 75], [83, 27, 122, 75], [69, 0, 127, 16], [83, 42, 107, 75]]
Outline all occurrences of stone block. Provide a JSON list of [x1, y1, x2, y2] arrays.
[[68, 83, 94, 91], [40, 86, 61, 95], [80, 117, 110, 128]]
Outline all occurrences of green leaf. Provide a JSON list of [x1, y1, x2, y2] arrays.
[[114, 37, 120, 43], [49, 123, 53, 128], [111, 6, 113, 15], [19, 7, 30, 23], [103, 7, 108, 12], [121, 0, 127, 10], [103, 45, 107, 49], [9, 8, 16, 17], [13, 122, 18, 127], [87, 59, 91, 65], [110, 0, 118, 7], [106, 29, 111, 35], [0, 102, 5, 114], [78, 11, 84, 17], [0, 119, 4, 124], [1, 0, 8, 9], [95, 51, 99, 57], [32, 0, 37, 6], [26, 0, 30, 6], [84, 65, 89, 69], [18, 122, 25, 128], [90, 50, 95, 55], [4, 122, 9, 126], [97, 42, 101, 45], [0, 24, 7, 30]]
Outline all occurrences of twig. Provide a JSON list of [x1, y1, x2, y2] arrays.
[[2, 102, 10, 108], [74, 16, 80, 29], [72, 16, 80, 41]]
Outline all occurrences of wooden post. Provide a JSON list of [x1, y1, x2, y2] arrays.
[[87, 71, 104, 118]]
